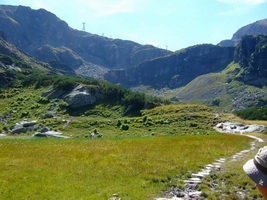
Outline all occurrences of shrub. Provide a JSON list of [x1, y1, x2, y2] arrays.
[[116, 120, 122, 127], [234, 106, 267, 120], [37, 97, 50, 104], [120, 124, 130, 131], [59, 101, 69, 109]]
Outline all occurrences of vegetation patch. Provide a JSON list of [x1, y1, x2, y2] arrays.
[[234, 106, 267, 120], [0, 134, 253, 200]]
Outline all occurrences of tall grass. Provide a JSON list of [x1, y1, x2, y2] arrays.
[[0, 135, 252, 200]]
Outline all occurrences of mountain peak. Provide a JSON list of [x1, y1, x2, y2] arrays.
[[218, 18, 267, 47], [232, 18, 267, 41]]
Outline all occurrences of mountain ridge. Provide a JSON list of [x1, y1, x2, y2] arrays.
[[105, 44, 234, 89], [0, 5, 172, 78], [1, 4, 267, 112], [218, 18, 267, 47]]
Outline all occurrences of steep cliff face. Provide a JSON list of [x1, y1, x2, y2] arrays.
[[34, 45, 84, 69], [105, 44, 234, 89], [234, 35, 267, 87], [0, 5, 171, 75], [218, 18, 267, 47]]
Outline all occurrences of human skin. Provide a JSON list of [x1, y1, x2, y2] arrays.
[[256, 184, 267, 199]]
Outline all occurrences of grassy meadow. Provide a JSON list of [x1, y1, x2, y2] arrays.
[[199, 132, 267, 200], [0, 85, 266, 199], [0, 135, 253, 200]]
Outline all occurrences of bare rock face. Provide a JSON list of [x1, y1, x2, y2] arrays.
[[234, 35, 267, 87], [232, 19, 267, 41], [105, 44, 234, 89], [64, 85, 96, 109], [218, 18, 267, 47]]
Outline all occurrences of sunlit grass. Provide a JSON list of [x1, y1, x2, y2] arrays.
[[200, 134, 267, 200], [0, 135, 252, 200]]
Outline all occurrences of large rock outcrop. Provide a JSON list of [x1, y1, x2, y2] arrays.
[[0, 5, 172, 78], [105, 44, 234, 89], [234, 35, 267, 87], [64, 84, 101, 109]]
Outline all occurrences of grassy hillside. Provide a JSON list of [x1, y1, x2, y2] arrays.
[[0, 82, 219, 138], [174, 73, 227, 101], [0, 71, 170, 137], [156, 62, 267, 112]]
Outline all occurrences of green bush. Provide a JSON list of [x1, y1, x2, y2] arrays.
[[116, 120, 122, 127], [234, 106, 267, 120], [120, 124, 130, 131]]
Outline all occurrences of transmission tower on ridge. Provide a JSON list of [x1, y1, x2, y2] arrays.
[[82, 22, 86, 31]]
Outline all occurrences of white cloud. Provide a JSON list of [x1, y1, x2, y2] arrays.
[[217, 0, 266, 4]]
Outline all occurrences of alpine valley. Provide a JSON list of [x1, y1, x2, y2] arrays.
[[1, 4, 267, 200], [1, 5, 267, 112]]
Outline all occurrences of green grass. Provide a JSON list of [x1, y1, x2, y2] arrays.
[[174, 73, 227, 100], [198, 132, 267, 200], [0, 134, 253, 200], [0, 89, 220, 138], [62, 104, 219, 138]]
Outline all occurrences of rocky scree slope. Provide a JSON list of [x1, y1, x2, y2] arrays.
[[0, 5, 171, 78], [105, 44, 234, 89]]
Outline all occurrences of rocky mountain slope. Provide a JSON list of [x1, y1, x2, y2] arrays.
[[234, 35, 267, 87], [168, 35, 267, 111], [0, 5, 171, 79], [105, 44, 234, 89], [0, 36, 76, 76], [1, 4, 267, 112], [219, 18, 267, 47]]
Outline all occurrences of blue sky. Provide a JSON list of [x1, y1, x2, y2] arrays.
[[1, 0, 267, 51]]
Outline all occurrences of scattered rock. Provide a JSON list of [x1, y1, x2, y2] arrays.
[[65, 84, 96, 109], [108, 194, 121, 200], [43, 111, 58, 119], [89, 130, 102, 138], [215, 122, 265, 134], [40, 127, 50, 133], [33, 131, 69, 139], [0, 110, 16, 124], [10, 120, 37, 134]]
